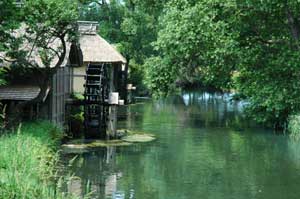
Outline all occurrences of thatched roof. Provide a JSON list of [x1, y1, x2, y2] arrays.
[[78, 21, 127, 64], [0, 85, 49, 101]]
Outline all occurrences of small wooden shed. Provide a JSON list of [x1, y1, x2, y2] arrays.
[[0, 67, 73, 126]]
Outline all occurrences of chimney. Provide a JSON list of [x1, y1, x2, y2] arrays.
[[77, 21, 99, 35]]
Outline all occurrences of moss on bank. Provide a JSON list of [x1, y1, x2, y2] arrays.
[[0, 121, 76, 199]]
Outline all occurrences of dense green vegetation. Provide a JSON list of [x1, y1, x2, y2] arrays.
[[233, 1, 300, 129], [0, 121, 77, 199]]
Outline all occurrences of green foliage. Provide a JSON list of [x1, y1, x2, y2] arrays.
[[71, 92, 84, 100], [0, 121, 78, 199], [151, 0, 238, 91], [118, 1, 167, 94], [120, 6, 158, 62], [79, 0, 125, 43], [233, 0, 300, 128], [127, 59, 148, 95], [0, 0, 21, 53], [235, 46, 300, 127], [0, 68, 6, 86], [144, 57, 177, 97], [68, 93, 84, 137], [0, 0, 20, 91]]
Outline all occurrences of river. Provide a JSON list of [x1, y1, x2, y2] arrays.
[[62, 91, 300, 199]]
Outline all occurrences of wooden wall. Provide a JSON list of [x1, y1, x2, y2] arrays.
[[73, 65, 86, 93], [50, 66, 72, 126]]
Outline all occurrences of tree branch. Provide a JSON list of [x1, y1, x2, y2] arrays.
[[53, 34, 67, 70]]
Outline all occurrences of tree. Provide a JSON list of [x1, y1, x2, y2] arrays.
[[145, 0, 238, 95], [0, 0, 21, 84], [0, 0, 21, 128], [0, 0, 21, 54], [79, 0, 125, 43], [233, 0, 300, 128], [144, 56, 177, 96]]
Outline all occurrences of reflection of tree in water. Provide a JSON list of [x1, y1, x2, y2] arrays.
[[176, 91, 252, 129], [62, 147, 120, 199], [118, 104, 147, 130], [121, 91, 252, 131]]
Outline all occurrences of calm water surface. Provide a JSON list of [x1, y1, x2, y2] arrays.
[[62, 91, 300, 199]]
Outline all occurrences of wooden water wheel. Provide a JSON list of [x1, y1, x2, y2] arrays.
[[84, 63, 109, 138]]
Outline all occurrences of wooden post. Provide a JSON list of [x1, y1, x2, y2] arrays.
[[107, 92, 119, 139], [126, 84, 136, 104], [29, 105, 33, 120], [107, 106, 117, 139], [123, 60, 129, 104]]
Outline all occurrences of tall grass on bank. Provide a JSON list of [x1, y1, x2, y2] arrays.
[[288, 114, 300, 140], [0, 121, 77, 199]]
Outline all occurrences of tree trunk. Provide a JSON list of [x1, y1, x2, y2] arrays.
[[285, 5, 300, 46]]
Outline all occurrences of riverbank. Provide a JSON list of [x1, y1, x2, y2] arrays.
[[0, 121, 75, 199]]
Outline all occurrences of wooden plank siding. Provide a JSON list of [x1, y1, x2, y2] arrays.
[[50, 66, 72, 126]]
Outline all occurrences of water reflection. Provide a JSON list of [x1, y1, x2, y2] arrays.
[[152, 91, 249, 129], [62, 91, 300, 199], [63, 147, 119, 199]]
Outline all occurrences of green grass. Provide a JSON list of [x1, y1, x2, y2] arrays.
[[0, 121, 78, 199]]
